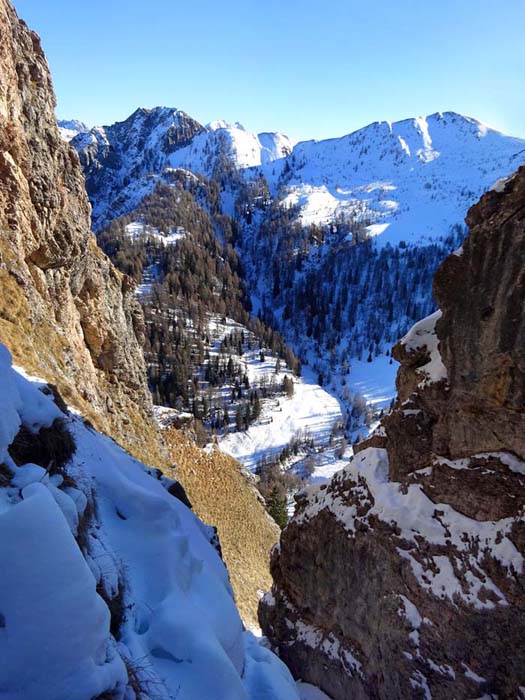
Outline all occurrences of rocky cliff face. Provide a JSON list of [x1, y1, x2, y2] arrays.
[[0, 0, 162, 465], [259, 169, 525, 699]]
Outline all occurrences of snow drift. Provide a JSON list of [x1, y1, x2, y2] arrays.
[[0, 343, 298, 700]]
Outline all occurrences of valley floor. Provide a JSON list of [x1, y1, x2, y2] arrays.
[[220, 365, 344, 478]]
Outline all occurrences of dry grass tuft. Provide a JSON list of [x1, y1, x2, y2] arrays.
[[8, 418, 76, 478], [0, 462, 13, 486], [164, 429, 279, 628]]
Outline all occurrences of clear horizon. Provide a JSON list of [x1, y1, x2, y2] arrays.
[[14, 0, 525, 141]]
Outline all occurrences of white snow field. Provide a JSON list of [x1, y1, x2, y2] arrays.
[[0, 343, 300, 700], [204, 314, 348, 484], [220, 363, 344, 473], [205, 120, 295, 167], [124, 220, 186, 246], [345, 355, 399, 408], [268, 112, 525, 247]]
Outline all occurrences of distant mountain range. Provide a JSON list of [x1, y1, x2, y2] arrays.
[[63, 106, 525, 457], [61, 108, 524, 242]]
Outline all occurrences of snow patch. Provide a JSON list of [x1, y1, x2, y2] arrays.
[[401, 310, 447, 385]]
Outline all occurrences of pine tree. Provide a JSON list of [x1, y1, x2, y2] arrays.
[[235, 405, 243, 431], [266, 486, 288, 529]]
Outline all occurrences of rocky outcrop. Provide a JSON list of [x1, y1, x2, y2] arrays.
[[0, 0, 163, 465], [260, 170, 525, 698]]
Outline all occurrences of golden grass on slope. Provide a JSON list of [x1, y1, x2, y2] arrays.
[[164, 429, 279, 628]]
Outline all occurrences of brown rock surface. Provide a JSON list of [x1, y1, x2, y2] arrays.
[[0, 0, 163, 465], [260, 170, 525, 698]]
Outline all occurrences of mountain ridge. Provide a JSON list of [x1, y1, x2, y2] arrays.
[[70, 105, 525, 239], [68, 101, 525, 469]]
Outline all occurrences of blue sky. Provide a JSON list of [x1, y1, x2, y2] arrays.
[[15, 0, 525, 141]]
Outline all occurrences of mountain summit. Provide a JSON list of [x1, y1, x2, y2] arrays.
[[71, 107, 524, 241], [72, 106, 294, 229]]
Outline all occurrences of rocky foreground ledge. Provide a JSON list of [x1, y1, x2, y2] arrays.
[[259, 168, 525, 699]]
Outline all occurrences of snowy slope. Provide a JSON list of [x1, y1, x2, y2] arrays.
[[269, 112, 525, 246], [206, 120, 295, 166], [199, 317, 349, 484], [57, 118, 89, 142], [0, 344, 299, 700], [220, 361, 344, 476]]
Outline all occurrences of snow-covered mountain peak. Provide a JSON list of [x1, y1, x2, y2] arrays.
[[206, 121, 295, 163], [274, 110, 525, 245], [208, 119, 246, 131], [57, 118, 89, 142], [126, 104, 199, 127], [69, 104, 524, 239], [72, 106, 295, 228]]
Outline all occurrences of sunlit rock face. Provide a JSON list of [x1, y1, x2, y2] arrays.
[[0, 0, 162, 465]]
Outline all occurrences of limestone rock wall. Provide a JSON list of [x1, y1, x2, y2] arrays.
[[0, 0, 163, 466]]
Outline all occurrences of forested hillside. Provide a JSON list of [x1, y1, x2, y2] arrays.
[[99, 174, 300, 422], [73, 109, 525, 432], [71, 106, 525, 490]]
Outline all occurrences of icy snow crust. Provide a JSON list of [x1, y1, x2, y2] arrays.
[[0, 345, 299, 700], [298, 447, 523, 611]]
